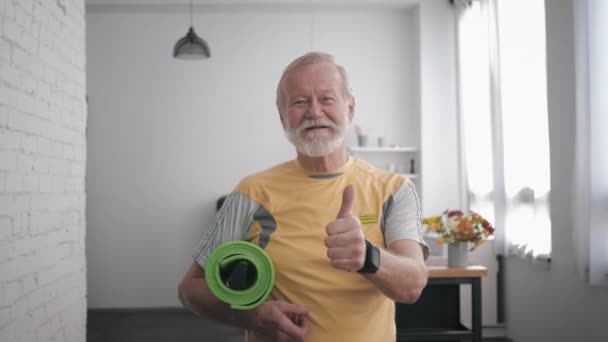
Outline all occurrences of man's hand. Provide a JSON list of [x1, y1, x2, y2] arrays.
[[324, 184, 366, 272], [249, 301, 310, 341]]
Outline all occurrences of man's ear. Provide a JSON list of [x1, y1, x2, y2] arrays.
[[347, 97, 356, 123], [279, 112, 287, 130]]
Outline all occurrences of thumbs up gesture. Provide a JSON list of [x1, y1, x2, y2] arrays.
[[324, 185, 366, 272]]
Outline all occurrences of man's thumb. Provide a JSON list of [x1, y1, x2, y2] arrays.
[[336, 184, 355, 219]]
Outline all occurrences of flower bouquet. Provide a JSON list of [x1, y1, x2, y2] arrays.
[[422, 209, 494, 250]]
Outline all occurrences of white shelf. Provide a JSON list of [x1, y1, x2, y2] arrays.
[[349, 146, 418, 153]]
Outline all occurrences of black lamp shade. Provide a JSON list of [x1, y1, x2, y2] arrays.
[[173, 27, 211, 60]]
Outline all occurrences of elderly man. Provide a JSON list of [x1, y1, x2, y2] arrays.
[[178, 52, 429, 341]]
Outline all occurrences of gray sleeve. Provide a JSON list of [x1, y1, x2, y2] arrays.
[[381, 183, 430, 259], [192, 193, 259, 268]]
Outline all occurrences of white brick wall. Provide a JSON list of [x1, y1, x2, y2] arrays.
[[0, 0, 87, 341]]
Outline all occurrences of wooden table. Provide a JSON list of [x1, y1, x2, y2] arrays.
[[395, 265, 488, 342]]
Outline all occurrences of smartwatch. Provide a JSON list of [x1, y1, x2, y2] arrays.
[[358, 240, 380, 273]]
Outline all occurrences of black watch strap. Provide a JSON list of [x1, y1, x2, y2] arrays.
[[358, 240, 380, 273]]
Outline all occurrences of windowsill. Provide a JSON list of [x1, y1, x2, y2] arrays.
[[506, 247, 552, 271]]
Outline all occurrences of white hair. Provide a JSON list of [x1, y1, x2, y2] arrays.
[[275, 52, 354, 118], [284, 114, 349, 157]]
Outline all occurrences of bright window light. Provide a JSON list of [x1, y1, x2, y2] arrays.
[[497, 0, 551, 257], [457, 0, 552, 258]]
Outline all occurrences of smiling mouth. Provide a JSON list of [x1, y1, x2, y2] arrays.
[[305, 125, 331, 131]]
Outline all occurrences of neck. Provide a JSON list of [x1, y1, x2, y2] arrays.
[[296, 144, 349, 173]]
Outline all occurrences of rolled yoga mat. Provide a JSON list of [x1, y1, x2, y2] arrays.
[[205, 241, 275, 310]]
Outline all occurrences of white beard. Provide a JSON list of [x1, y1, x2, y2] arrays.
[[284, 114, 348, 157]]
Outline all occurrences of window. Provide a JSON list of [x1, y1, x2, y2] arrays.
[[457, 0, 551, 258], [573, 0, 608, 286]]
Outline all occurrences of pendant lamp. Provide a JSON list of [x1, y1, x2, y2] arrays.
[[173, 0, 211, 60]]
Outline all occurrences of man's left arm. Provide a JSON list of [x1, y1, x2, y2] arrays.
[[362, 239, 428, 303], [325, 183, 429, 304]]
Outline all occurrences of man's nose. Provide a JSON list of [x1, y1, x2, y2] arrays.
[[305, 100, 324, 119]]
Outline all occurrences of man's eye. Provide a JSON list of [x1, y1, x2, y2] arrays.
[[293, 99, 307, 105], [322, 97, 335, 103]]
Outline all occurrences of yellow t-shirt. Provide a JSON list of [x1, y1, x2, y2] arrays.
[[194, 156, 428, 342]]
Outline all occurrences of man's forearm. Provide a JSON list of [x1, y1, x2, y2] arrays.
[[363, 241, 428, 303], [178, 277, 253, 330]]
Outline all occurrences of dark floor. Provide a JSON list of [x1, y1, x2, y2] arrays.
[[87, 308, 244, 342], [87, 308, 512, 342]]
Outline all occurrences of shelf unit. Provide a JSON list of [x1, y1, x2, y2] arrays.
[[348, 146, 420, 178]]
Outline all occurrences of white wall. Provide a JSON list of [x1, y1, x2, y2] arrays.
[[504, 1, 608, 341], [85, 4, 418, 308], [0, 0, 87, 341], [417, 0, 460, 215]]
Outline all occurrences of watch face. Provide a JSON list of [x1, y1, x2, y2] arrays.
[[370, 245, 380, 268], [370, 244, 380, 271], [358, 241, 381, 273]]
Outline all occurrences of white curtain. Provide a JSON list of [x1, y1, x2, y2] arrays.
[[457, 0, 552, 258], [457, 0, 497, 246], [573, 0, 608, 286]]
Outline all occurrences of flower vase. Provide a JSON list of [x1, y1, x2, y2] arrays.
[[448, 242, 468, 268]]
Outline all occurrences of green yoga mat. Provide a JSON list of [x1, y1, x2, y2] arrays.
[[205, 241, 275, 310]]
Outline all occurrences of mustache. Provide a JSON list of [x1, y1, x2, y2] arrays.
[[296, 118, 338, 132]]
